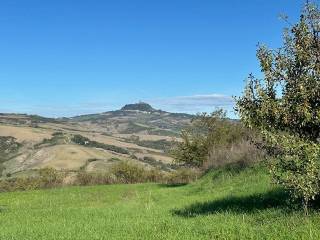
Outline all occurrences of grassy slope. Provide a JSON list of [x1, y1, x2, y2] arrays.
[[1, 165, 320, 240]]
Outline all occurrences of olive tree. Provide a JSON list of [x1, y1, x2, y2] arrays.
[[236, 2, 320, 214]]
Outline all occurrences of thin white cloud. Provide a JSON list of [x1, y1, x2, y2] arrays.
[[0, 94, 236, 117], [149, 93, 235, 114]]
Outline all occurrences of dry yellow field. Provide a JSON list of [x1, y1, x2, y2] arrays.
[[35, 145, 112, 170], [38, 123, 164, 153], [0, 125, 53, 143]]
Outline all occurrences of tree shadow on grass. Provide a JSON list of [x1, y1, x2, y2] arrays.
[[158, 183, 188, 188], [172, 189, 292, 217]]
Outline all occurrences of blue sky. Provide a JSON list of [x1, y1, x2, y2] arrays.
[[0, 0, 306, 117]]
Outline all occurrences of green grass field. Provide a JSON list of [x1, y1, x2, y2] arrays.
[[1, 165, 320, 240]]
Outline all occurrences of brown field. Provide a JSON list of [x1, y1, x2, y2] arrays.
[[0, 125, 53, 143], [35, 145, 112, 170]]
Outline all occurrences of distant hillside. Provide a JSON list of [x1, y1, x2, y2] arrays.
[[0, 103, 194, 137], [0, 113, 59, 126], [0, 103, 240, 178], [70, 103, 194, 137], [0, 103, 194, 178]]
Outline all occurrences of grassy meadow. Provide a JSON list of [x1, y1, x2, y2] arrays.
[[1, 165, 320, 240]]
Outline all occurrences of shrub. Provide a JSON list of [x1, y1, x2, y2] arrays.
[[0, 177, 41, 192], [76, 172, 116, 186], [171, 110, 256, 168], [171, 130, 208, 167], [166, 168, 200, 185], [38, 167, 63, 188], [145, 168, 166, 183], [111, 162, 147, 184], [0, 167, 63, 192]]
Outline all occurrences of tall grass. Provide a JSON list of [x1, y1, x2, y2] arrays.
[[76, 162, 199, 186], [204, 140, 263, 170], [0, 162, 200, 192]]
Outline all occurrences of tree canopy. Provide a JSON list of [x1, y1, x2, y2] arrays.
[[236, 2, 320, 213]]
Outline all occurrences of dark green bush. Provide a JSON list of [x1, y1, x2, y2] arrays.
[[72, 134, 90, 145]]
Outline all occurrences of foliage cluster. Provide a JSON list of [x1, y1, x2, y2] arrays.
[[236, 2, 320, 212], [171, 110, 258, 168], [0, 167, 63, 192]]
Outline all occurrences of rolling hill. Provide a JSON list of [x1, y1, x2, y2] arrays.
[[0, 103, 193, 178]]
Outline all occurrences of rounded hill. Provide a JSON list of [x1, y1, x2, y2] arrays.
[[121, 102, 155, 112]]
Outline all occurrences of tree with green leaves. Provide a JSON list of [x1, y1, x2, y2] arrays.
[[236, 2, 320, 214], [171, 109, 250, 167]]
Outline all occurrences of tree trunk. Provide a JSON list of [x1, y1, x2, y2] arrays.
[[303, 198, 309, 216]]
